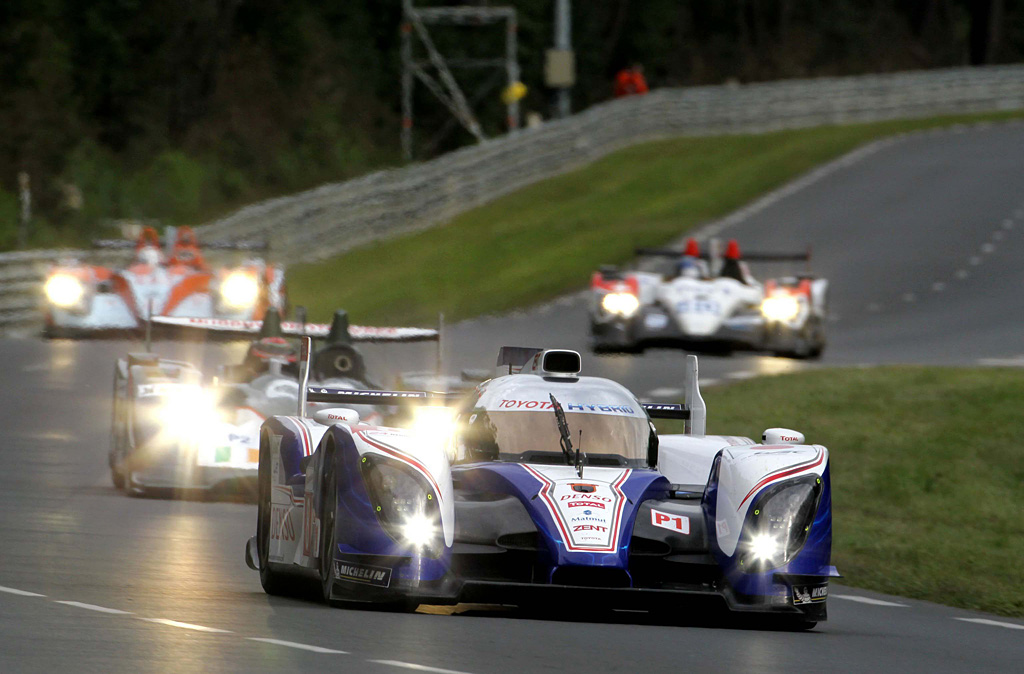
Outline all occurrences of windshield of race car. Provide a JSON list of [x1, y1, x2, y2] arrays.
[[457, 396, 651, 467]]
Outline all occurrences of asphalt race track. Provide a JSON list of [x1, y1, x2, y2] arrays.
[[2, 123, 1024, 673]]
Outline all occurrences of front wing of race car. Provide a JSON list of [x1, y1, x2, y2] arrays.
[[251, 402, 835, 625]]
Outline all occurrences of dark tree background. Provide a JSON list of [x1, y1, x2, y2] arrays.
[[0, 0, 1019, 245]]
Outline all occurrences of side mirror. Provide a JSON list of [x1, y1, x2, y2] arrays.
[[762, 428, 805, 445]]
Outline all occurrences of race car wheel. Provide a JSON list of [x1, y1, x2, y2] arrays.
[[318, 442, 338, 604], [256, 436, 291, 596]]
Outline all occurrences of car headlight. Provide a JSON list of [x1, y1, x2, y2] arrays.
[[737, 477, 821, 572], [44, 274, 85, 308], [411, 405, 457, 458], [761, 295, 801, 322], [155, 387, 220, 440], [361, 455, 442, 557], [220, 272, 260, 309], [601, 292, 640, 316]]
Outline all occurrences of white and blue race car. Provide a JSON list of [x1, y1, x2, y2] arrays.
[[246, 344, 837, 628]]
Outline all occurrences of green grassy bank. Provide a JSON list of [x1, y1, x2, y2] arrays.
[[290, 110, 1024, 325], [660, 366, 1024, 617]]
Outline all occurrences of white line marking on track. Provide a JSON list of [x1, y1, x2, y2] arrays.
[[978, 357, 1024, 367], [700, 378, 721, 387], [992, 230, 1004, 241], [54, 601, 131, 615], [725, 371, 755, 380], [833, 594, 908, 607], [0, 585, 45, 597], [1003, 218, 1016, 230], [139, 618, 233, 633], [955, 269, 970, 280], [968, 256, 982, 266], [369, 660, 476, 674], [954, 618, 1024, 630], [980, 243, 996, 254], [247, 638, 347, 653], [931, 282, 945, 292], [901, 292, 916, 303]]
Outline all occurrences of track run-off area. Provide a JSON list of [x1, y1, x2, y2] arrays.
[[2, 122, 1023, 673]]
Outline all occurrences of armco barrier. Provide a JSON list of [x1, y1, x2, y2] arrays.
[[3, 65, 1024, 329], [197, 65, 1024, 263]]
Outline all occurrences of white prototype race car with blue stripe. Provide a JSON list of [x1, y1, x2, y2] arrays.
[[245, 344, 837, 629], [109, 310, 438, 496]]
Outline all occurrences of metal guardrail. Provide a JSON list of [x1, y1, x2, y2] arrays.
[[198, 65, 1024, 263], [3, 65, 1024, 330], [0, 249, 131, 329]]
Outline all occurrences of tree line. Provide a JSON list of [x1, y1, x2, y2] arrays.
[[0, 0, 1019, 247]]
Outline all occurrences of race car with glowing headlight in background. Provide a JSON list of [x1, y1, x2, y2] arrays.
[[589, 238, 828, 358], [109, 310, 440, 496], [42, 226, 286, 337], [245, 344, 837, 629]]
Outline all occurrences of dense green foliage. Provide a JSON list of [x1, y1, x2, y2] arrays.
[[289, 111, 1024, 325], [657, 366, 1024, 617], [1, 1, 1021, 247]]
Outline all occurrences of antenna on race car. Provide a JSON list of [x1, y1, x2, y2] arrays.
[[298, 336, 312, 416], [436, 312, 444, 380], [144, 298, 153, 353]]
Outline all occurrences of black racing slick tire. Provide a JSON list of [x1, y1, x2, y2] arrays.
[[257, 432, 293, 596], [319, 441, 338, 605]]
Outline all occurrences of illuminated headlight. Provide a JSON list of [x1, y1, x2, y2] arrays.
[[761, 295, 801, 322], [44, 274, 85, 308], [748, 533, 780, 563], [220, 272, 260, 309], [361, 456, 442, 557], [738, 478, 821, 572], [401, 513, 439, 549], [411, 405, 457, 456], [156, 387, 219, 440], [601, 292, 640, 316]]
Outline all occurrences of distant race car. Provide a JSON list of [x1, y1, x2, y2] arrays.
[[108, 310, 439, 496], [589, 238, 828, 358], [43, 226, 286, 337], [245, 344, 836, 629]]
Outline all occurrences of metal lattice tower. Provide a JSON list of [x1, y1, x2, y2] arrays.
[[401, 1, 520, 161]]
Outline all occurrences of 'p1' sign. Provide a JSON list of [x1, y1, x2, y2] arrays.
[[651, 509, 689, 534]]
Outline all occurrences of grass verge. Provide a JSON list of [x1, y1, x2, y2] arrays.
[[658, 366, 1024, 618], [289, 110, 1024, 324]]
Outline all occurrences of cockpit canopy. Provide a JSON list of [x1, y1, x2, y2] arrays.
[[455, 374, 653, 468]]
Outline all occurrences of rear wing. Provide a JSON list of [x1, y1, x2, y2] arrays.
[[296, 337, 455, 416], [151, 316, 439, 343], [641, 355, 706, 435], [92, 238, 268, 252], [634, 246, 811, 263]]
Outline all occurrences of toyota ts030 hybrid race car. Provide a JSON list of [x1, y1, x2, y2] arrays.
[[43, 226, 286, 337], [245, 344, 837, 628], [109, 310, 439, 496], [590, 238, 828, 358]]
